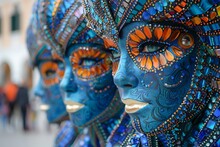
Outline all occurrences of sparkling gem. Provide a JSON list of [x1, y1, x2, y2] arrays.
[[148, 7, 156, 15], [196, 70, 202, 77], [155, 2, 163, 12], [217, 138, 220, 146], [142, 11, 151, 20], [215, 49, 220, 56], [214, 108, 220, 117], [206, 120, 216, 130], [200, 80, 206, 88], [198, 130, 206, 141], [204, 67, 210, 75]]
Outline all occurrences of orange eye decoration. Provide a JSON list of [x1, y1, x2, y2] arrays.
[[127, 25, 195, 71], [103, 37, 118, 49], [57, 69, 64, 79], [40, 61, 60, 86], [70, 47, 112, 79], [52, 52, 65, 79]]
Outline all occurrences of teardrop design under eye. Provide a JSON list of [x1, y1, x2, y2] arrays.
[[152, 56, 159, 68], [141, 56, 147, 68], [172, 46, 183, 57], [159, 53, 167, 66], [146, 57, 152, 70], [165, 50, 174, 61]]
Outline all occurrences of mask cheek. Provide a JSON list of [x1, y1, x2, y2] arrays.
[[70, 106, 92, 126]]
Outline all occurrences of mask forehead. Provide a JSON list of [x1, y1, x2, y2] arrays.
[[38, 0, 104, 55], [83, 0, 220, 57]]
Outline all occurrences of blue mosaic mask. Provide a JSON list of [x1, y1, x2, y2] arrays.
[[37, 0, 123, 127], [34, 48, 67, 123], [26, 6, 68, 123], [60, 43, 118, 127], [111, 21, 198, 132], [83, 0, 220, 137]]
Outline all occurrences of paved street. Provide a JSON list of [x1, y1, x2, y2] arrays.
[[0, 110, 59, 147], [0, 129, 56, 147]]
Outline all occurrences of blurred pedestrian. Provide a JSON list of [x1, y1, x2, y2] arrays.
[[16, 82, 29, 131], [2, 62, 18, 127], [0, 86, 8, 130], [4, 81, 18, 126]]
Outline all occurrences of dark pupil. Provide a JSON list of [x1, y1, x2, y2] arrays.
[[46, 70, 56, 77], [182, 35, 191, 46]]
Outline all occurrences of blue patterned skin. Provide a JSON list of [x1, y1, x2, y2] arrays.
[[60, 43, 117, 127], [113, 22, 198, 133], [34, 50, 68, 123]]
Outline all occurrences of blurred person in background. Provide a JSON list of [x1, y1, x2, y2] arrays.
[[2, 62, 18, 127], [0, 86, 8, 130], [16, 81, 30, 131]]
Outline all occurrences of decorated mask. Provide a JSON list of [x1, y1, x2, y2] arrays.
[[84, 0, 220, 146], [37, 0, 123, 129], [26, 4, 67, 123]]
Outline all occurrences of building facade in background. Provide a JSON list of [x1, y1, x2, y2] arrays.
[[0, 0, 36, 85]]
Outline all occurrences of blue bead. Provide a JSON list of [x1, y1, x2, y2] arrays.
[[204, 67, 210, 75], [196, 71, 202, 77], [206, 120, 216, 130], [161, 0, 167, 6], [188, 95, 193, 100], [200, 80, 206, 88], [142, 11, 150, 20], [198, 130, 206, 141], [155, 2, 163, 12], [212, 0, 220, 4], [148, 7, 156, 15], [214, 108, 220, 117], [216, 138, 220, 147]]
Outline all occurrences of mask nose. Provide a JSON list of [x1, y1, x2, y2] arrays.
[[60, 66, 77, 93], [114, 56, 138, 89], [34, 79, 44, 97]]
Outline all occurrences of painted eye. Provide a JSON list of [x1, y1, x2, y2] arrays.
[[139, 42, 165, 53], [178, 33, 194, 49], [109, 47, 120, 61], [80, 58, 98, 67], [45, 70, 56, 77]]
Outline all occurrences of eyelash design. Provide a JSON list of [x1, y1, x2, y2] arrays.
[[40, 62, 60, 86], [127, 25, 195, 71], [70, 47, 112, 79]]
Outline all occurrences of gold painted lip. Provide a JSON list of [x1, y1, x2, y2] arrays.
[[64, 100, 84, 113], [40, 104, 50, 111], [122, 99, 149, 114]]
